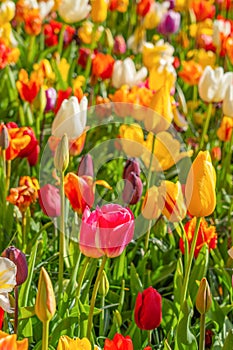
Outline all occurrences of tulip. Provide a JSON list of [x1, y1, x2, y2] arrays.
[[113, 35, 127, 55], [198, 66, 232, 103], [92, 52, 115, 80], [185, 151, 216, 217], [217, 116, 233, 142], [112, 57, 147, 89], [45, 87, 57, 112], [0, 1, 15, 25], [99, 270, 109, 297], [159, 180, 187, 222], [54, 134, 69, 173], [2, 247, 28, 286], [35, 267, 56, 323], [157, 10, 181, 36], [57, 335, 91, 350], [0, 331, 28, 349], [79, 204, 134, 258], [143, 1, 170, 29], [38, 184, 61, 217], [0, 124, 9, 150], [134, 286, 162, 330], [58, 0, 91, 24], [0, 257, 16, 313], [212, 19, 231, 50], [142, 186, 161, 220], [91, 0, 108, 23], [223, 85, 233, 118], [77, 154, 94, 177], [104, 333, 133, 350], [123, 158, 141, 179], [196, 278, 212, 314], [52, 96, 87, 139], [122, 171, 143, 205], [119, 124, 145, 158]]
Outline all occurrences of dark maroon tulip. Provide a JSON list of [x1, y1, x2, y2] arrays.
[[134, 286, 162, 330], [77, 154, 94, 177], [157, 10, 180, 35], [45, 87, 57, 112], [122, 172, 143, 205], [123, 158, 141, 179], [2, 246, 28, 286], [38, 184, 61, 217]]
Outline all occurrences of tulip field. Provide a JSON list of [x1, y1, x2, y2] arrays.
[[1, 0, 233, 349]]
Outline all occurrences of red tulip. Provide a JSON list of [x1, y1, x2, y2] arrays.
[[104, 333, 133, 350], [134, 286, 162, 330], [38, 184, 61, 218], [80, 204, 134, 258]]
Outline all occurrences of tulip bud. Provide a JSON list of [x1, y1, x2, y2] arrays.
[[123, 158, 141, 179], [2, 246, 28, 286], [122, 172, 143, 205], [0, 124, 9, 150], [45, 87, 57, 112], [77, 154, 94, 177], [113, 310, 122, 327], [196, 278, 212, 314], [35, 267, 56, 323], [54, 134, 69, 173], [32, 87, 46, 113], [99, 270, 109, 297], [113, 35, 127, 55], [134, 286, 162, 330], [104, 28, 114, 50], [185, 151, 216, 217]]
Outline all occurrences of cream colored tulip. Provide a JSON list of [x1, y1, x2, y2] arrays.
[[58, 0, 91, 23], [223, 84, 233, 118], [112, 58, 147, 89], [52, 96, 87, 139]]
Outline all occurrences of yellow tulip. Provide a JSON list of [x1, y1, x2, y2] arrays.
[[57, 335, 91, 350], [0, 331, 28, 350], [185, 151, 216, 217], [119, 123, 145, 157], [142, 131, 193, 172], [142, 186, 162, 220], [0, 1, 15, 26], [159, 181, 186, 222], [78, 21, 103, 45], [91, 0, 108, 23], [35, 267, 56, 323]]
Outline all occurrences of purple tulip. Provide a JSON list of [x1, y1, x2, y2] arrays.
[[123, 158, 141, 179], [2, 246, 28, 286], [45, 88, 57, 112], [157, 10, 181, 35], [122, 171, 143, 205], [169, 0, 175, 9]]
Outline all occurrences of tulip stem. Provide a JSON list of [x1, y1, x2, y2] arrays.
[[42, 320, 49, 350], [144, 219, 152, 253], [87, 255, 107, 340], [76, 256, 91, 299], [199, 313, 206, 350], [199, 103, 212, 150], [148, 330, 152, 346], [58, 171, 65, 307], [14, 286, 18, 335], [6, 159, 11, 194], [180, 217, 201, 307]]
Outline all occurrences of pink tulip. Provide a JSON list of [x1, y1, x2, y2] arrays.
[[79, 204, 134, 258], [38, 184, 61, 217]]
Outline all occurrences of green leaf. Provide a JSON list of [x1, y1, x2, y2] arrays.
[[223, 330, 233, 349], [175, 301, 198, 350], [18, 306, 35, 319], [151, 261, 177, 284], [130, 263, 143, 296], [173, 258, 183, 314]]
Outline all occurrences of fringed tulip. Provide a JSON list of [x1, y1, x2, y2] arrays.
[[185, 151, 216, 217], [57, 335, 91, 350], [134, 286, 162, 330]]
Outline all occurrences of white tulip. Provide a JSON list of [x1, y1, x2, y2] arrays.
[[58, 0, 91, 24], [198, 66, 232, 103], [223, 84, 233, 117], [0, 257, 17, 313], [52, 96, 88, 139], [38, 0, 54, 20], [112, 58, 148, 88]]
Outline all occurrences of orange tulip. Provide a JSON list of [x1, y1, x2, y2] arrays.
[[92, 53, 115, 80], [178, 60, 203, 86], [185, 151, 216, 217], [0, 331, 28, 350], [141, 186, 161, 220], [16, 69, 41, 103], [217, 116, 233, 142], [91, 0, 108, 23]]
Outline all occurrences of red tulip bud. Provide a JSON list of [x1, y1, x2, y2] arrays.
[[134, 286, 162, 330], [2, 246, 28, 286]]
